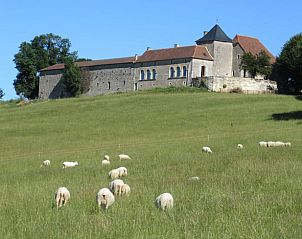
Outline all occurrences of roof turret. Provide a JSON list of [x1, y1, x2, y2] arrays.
[[196, 24, 232, 45]]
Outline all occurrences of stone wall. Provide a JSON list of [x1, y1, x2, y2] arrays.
[[212, 41, 233, 77], [204, 76, 277, 93], [39, 70, 64, 99]]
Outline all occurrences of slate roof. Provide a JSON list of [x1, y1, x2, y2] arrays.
[[136, 45, 213, 63], [196, 24, 232, 44], [40, 56, 138, 72], [233, 35, 275, 63]]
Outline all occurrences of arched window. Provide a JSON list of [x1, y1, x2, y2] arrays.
[[147, 70, 151, 80], [152, 69, 157, 79], [108, 82, 111, 90], [176, 67, 181, 77], [170, 67, 175, 78], [140, 70, 145, 80], [183, 66, 187, 77]]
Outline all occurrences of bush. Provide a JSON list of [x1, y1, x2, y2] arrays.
[[229, 87, 243, 93]]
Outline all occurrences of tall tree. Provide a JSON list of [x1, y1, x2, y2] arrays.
[[240, 50, 272, 79], [62, 58, 82, 97], [13, 33, 77, 99], [0, 88, 4, 99], [272, 33, 302, 94]]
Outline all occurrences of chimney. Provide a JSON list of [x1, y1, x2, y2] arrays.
[[174, 44, 179, 48], [146, 47, 151, 51], [203, 31, 208, 36]]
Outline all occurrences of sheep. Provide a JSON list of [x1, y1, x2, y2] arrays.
[[201, 146, 212, 154], [118, 154, 131, 160], [101, 160, 110, 165], [155, 193, 174, 211], [108, 169, 120, 180], [237, 144, 243, 149], [285, 142, 291, 147], [62, 161, 79, 169], [117, 167, 128, 177], [40, 160, 50, 167], [275, 141, 285, 147], [104, 155, 110, 161], [96, 188, 115, 210], [188, 176, 200, 181], [54, 187, 70, 209], [120, 184, 131, 196], [109, 179, 125, 196], [267, 141, 276, 147], [259, 141, 268, 147]]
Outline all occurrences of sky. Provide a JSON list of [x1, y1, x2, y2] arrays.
[[0, 0, 301, 100]]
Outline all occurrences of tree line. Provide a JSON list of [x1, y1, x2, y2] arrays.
[[11, 32, 302, 100]]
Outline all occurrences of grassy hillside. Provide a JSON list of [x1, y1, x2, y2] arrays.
[[0, 89, 302, 238]]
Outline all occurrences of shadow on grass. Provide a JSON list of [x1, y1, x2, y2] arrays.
[[296, 95, 302, 101], [271, 111, 302, 121]]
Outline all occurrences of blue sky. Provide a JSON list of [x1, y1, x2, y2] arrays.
[[0, 0, 301, 100]]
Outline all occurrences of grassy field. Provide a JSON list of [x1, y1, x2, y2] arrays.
[[0, 88, 302, 238]]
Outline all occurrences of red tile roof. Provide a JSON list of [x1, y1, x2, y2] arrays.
[[233, 35, 275, 63], [40, 56, 138, 72], [136, 45, 213, 63]]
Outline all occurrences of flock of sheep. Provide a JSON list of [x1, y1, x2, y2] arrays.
[[41, 154, 174, 211], [43, 140, 292, 211]]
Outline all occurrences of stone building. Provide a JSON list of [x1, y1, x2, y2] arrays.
[[39, 24, 277, 99]]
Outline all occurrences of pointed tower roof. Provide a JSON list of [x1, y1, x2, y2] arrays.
[[196, 24, 232, 45]]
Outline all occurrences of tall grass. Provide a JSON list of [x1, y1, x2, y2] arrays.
[[0, 90, 301, 238]]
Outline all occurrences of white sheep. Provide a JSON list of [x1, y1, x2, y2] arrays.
[[155, 193, 174, 211], [118, 154, 131, 160], [40, 160, 50, 167], [109, 179, 125, 196], [201, 146, 212, 154], [188, 176, 200, 181], [104, 155, 110, 161], [120, 184, 131, 196], [96, 188, 115, 210], [101, 160, 110, 165], [267, 141, 276, 147], [237, 144, 243, 149], [117, 167, 128, 177], [54, 187, 70, 209], [275, 141, 285, 147], [285, 142, 291, 147], [108, 169, 120, 180], [62, 161, 79, 169], [259, 141, 268, 147]]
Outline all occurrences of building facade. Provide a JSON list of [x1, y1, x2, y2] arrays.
[[39, 25, 277, 99]]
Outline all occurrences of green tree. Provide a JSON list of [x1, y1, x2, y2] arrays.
[[0, 88, 4, 99], [240, 50, 272, 79], [272, 33, 302, 94], [13, 33, 77, 99], [62, 58, 82, 97]]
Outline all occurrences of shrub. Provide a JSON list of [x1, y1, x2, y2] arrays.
[[229, 87, 243, 93]]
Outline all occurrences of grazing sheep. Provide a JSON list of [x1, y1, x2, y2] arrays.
[[237, 144, 243, 149], [267, 141, 276, 147], [155, 193, 174, 211], [104, 155, 110, 161], [108, 169, 120, 180], [118, 154, 131, 160], [96, 188, 115, 210], [285, 142, 291, 147], [109, 179, 125, 196], [275, 141, 285, 147], [117, 167, 128, 177], [101, 160, 110, 165], [40, 160, 50, 167], [54, 187, 70, 209], [120, 184, 131, 196], [201, 146, 212, 154], [259, 141, 268, 147], [62, 161, 79, 169], [188, 176, 200, 181]]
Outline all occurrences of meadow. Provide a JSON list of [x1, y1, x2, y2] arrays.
[[0, 88, 302, 239]]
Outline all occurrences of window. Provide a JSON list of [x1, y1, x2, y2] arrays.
[[183, 66, 187, 77], [108, 82, 111, 90], [176, 67, 181, 77], [147, 70, 151, 80], [237, 54, 240, 60], [96, 82, 99, 87], [123, 81, 126, 86], [152, 69, 157, 79], [169, 82, 172, 86], [170, 67, 175, 78], [201, 66, 206, 77], [140, 70, 145, 80]]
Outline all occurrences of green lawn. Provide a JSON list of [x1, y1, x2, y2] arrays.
[[0, 89, 301, 238]]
